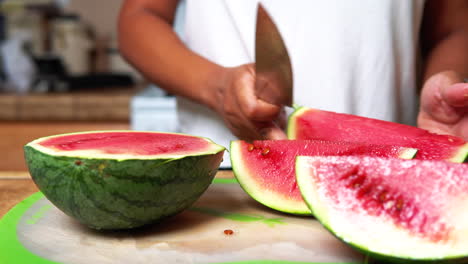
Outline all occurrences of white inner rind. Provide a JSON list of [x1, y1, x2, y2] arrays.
[[27, 131, 225, 160], [296, 156, 468, 261], [450, 143, 468, 163], [286, 107, 308, 139], [399, 148, 418, 159], [230, 141, 310, 214]]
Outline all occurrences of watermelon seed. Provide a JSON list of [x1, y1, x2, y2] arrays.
[[247, 144, 255, 152], [396, 199, 404, 211], [348, 174, 366, 189], [261, 147, 270, 155], [356, 183, 373, 198], [74, 160, 82, 165], [378, 191, 388, 202], [224, 229, 234, 235]]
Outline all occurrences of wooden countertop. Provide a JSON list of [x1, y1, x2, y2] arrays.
[[0, 170, 234, 219], [0, 172, 38, 218]]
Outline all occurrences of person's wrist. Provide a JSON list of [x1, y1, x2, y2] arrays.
[[202, 65, 230, 113]]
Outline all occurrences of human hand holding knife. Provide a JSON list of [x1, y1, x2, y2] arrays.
[[207, 3, 292, 141]]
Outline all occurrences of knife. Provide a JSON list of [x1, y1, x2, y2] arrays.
[[255, 3, 293, 107]]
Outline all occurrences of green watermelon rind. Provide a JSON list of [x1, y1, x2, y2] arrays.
[[295, 156, 468, 264], [24, 131, 225, 230], [287, 106, 308, 139], [230, 141, 312, 215]]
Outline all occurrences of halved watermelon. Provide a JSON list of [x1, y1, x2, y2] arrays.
[[24, 131, 225, 230], [230, 140, 417, 215], [296, 156, 468, 263], [288, 107, 468, 163]]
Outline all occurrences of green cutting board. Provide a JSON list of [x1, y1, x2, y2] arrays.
[[0, 178, 364, 264]]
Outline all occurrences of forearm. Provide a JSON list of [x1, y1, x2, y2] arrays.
[[421, 0, 468, 81], [118, 5, 225, 110], [423, 30, 468, 80]]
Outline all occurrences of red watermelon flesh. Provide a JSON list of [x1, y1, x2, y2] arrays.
[[288, 107, 467, 162], [230, 140, 417, 215], [296, 156, 468, 261], [37, 131, 217, 158]]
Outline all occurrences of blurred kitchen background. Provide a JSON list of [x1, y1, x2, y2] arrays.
[[0, 0, 180, 171]]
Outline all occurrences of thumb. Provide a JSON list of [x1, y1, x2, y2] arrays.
[[420, 71, 465, 124], [236, 66, 282, 121], [441, 82, 468, 108], [257, 121, 288, 140]]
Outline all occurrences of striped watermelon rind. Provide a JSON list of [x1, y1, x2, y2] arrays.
[[24, 131, 225, 230]]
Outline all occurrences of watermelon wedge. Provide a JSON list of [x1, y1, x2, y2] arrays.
[[230, 140, 417, 215], [288, 107, 468, 163], [296, 156, 468, 263], [24, 131, 225, 230]]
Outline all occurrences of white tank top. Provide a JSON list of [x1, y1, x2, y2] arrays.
[[177, 0, 425, 167]]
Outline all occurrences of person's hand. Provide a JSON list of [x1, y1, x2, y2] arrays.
[[211, 63, 287, 141], [417, 71, 468, 140]]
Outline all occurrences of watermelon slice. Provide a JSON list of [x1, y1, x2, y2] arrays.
[[230, 140, 417, 215], [288, 107, 468, 163], [296, 156, 468, 263], [24, 131, 225, 230]]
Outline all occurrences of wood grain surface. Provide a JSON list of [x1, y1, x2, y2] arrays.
[[0, 178, 38, 218]]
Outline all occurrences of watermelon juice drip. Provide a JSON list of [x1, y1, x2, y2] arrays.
[[40, 132, 210, 155]]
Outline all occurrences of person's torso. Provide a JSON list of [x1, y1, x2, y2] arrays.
[[178, 0, 425, 167]]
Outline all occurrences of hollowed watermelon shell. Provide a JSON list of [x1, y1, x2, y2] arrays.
[[296, 156, 468, 263], [288, 107, 468, 163], [230, 140, 416, 215], [24, 131, 225, 230]]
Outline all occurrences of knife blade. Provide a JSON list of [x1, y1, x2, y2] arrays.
[[255, 3, 293, 107]]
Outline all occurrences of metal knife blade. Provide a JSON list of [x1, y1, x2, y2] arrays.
[[255, 3, 293, 106]]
